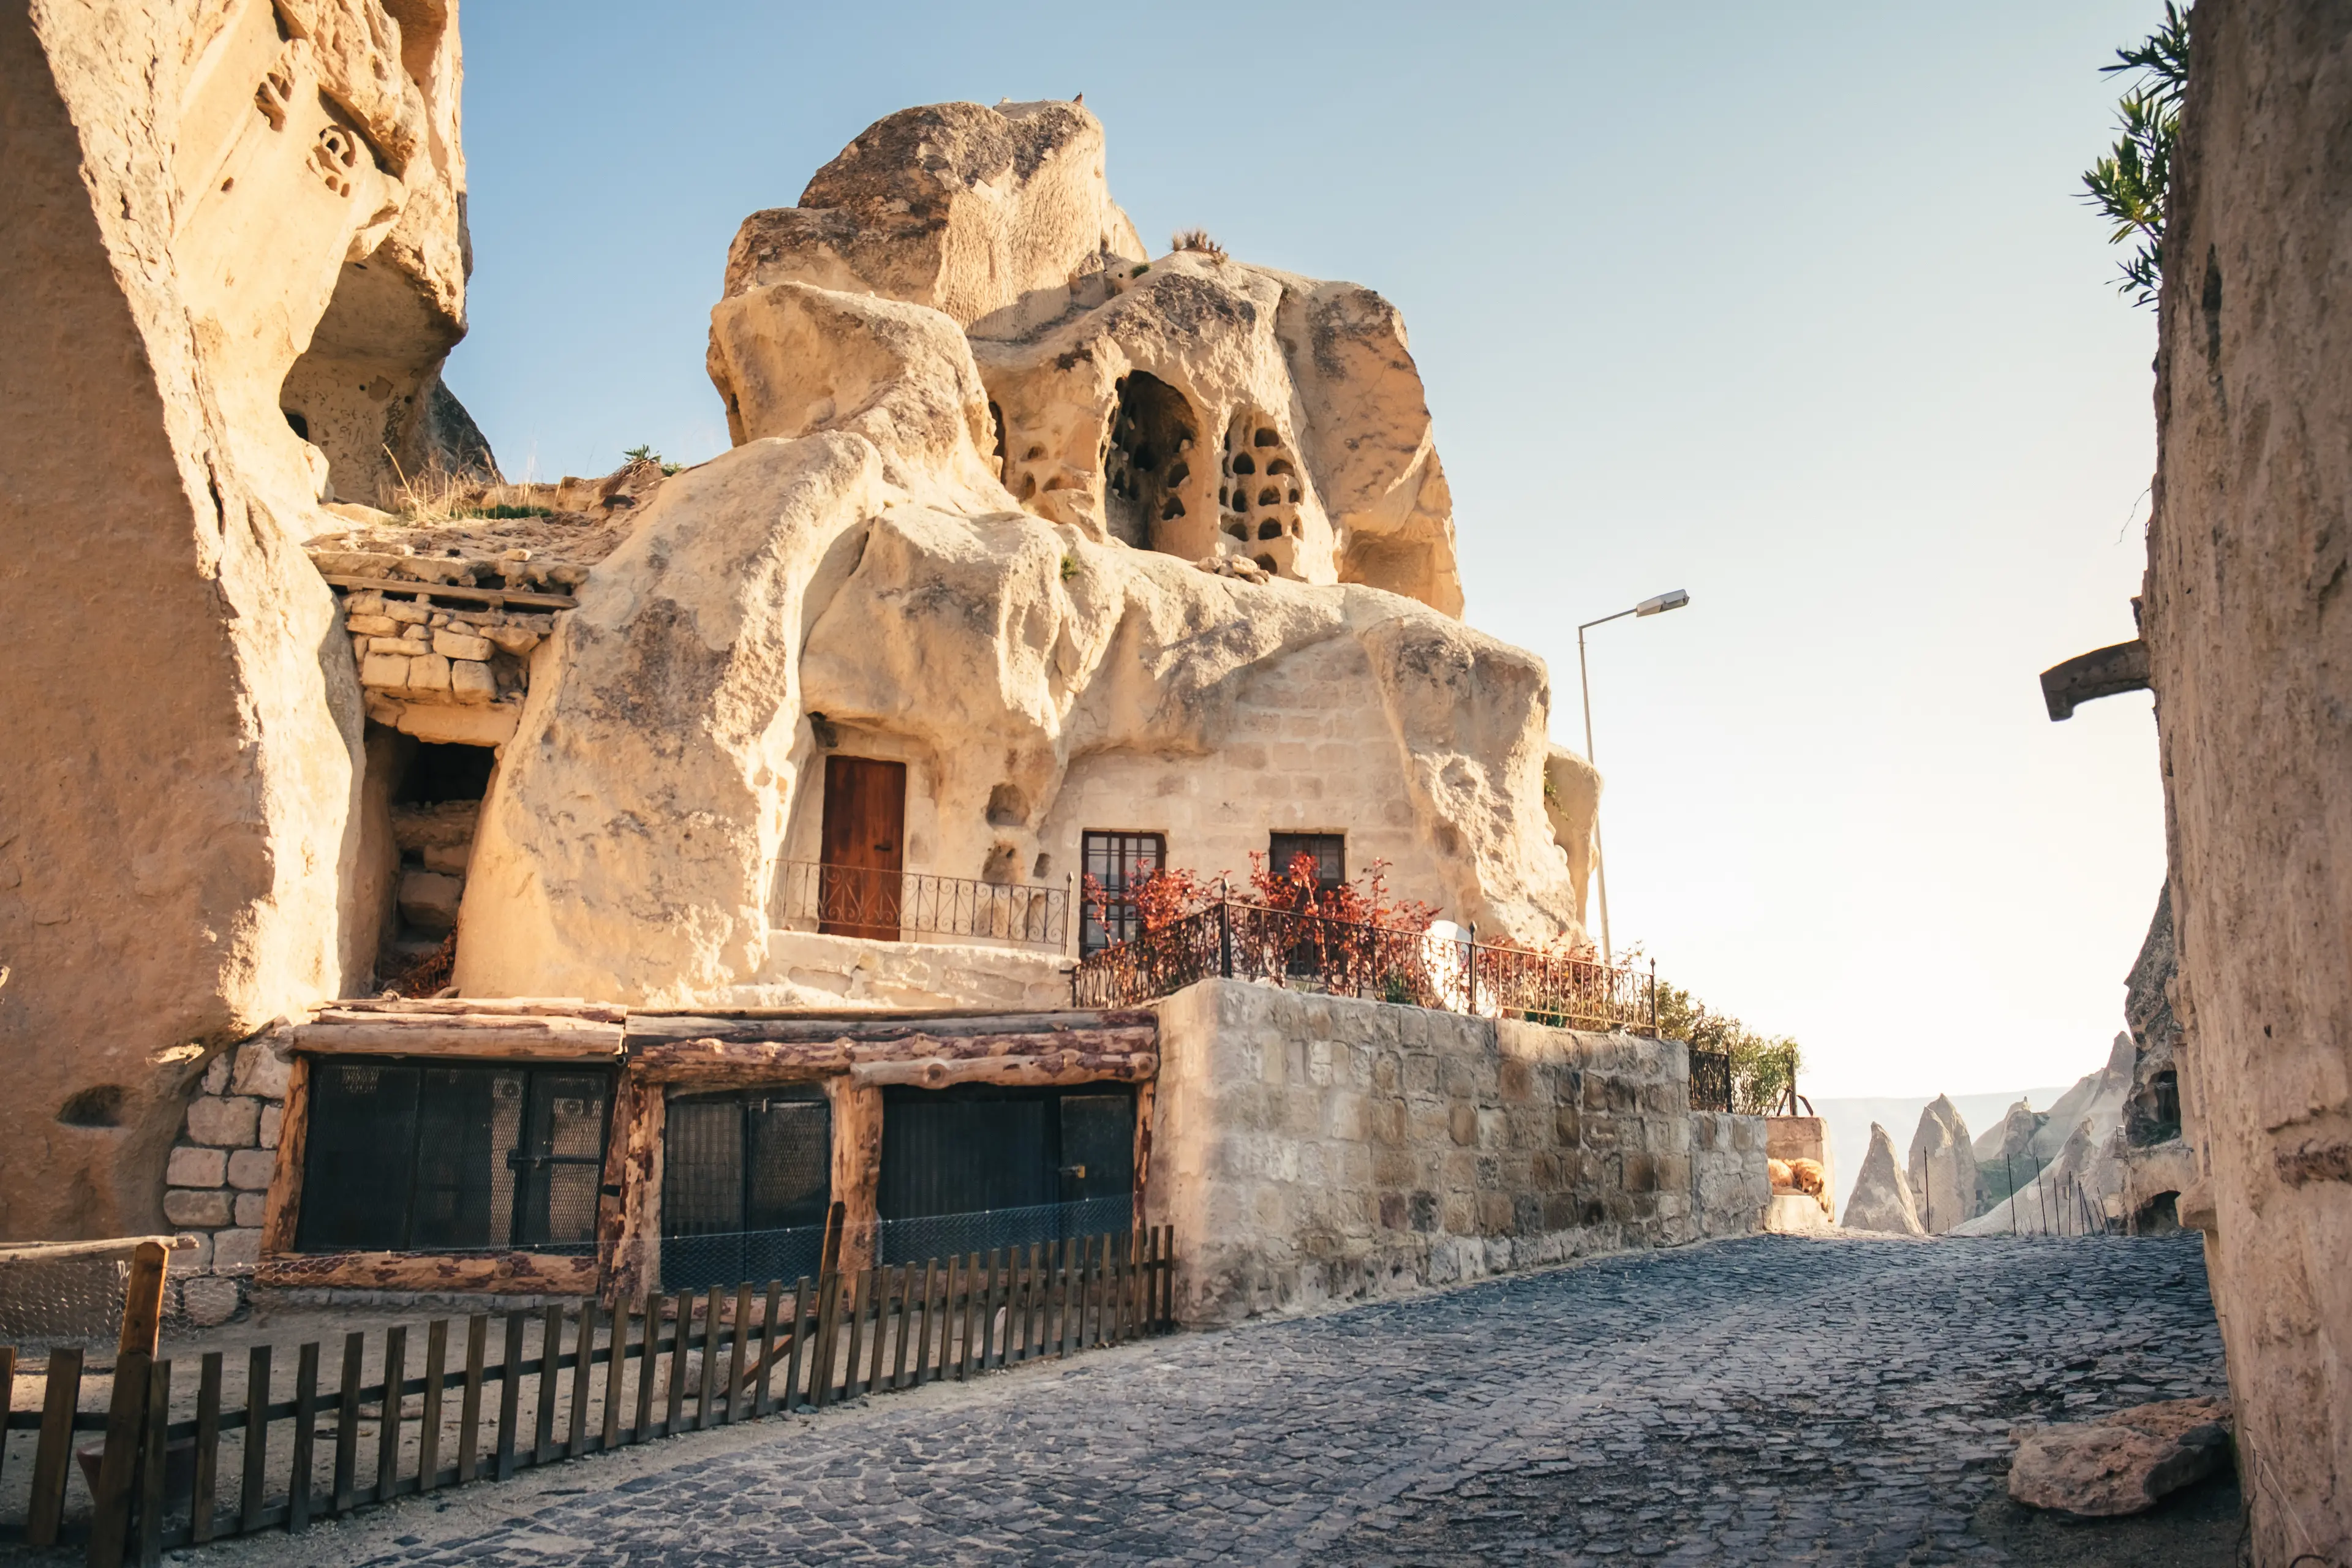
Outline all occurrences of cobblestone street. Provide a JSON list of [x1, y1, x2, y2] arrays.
[[207, 1234, 2231, 1567]]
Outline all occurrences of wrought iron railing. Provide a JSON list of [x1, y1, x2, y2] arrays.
[[1069, 900, 1658, 1035], [774, 861, 1069, 951]]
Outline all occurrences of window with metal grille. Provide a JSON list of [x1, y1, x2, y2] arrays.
[[295, 1060, 612, 1254], [1082, 831, 1165, 956], [660, 1088, 832, 1290], [875, 1085, 1135, 1261], [1268, 832, 1344, 891]]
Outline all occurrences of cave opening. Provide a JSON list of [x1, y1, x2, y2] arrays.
[[1101, 373, 1196, 552]]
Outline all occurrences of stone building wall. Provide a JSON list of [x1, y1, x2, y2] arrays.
[[2139, 2, 2352, 1558], [1037, 636, 1458, 909], [1147, 978, 1762, 1325], [157, 1028, 295, 1324], [1689, 1112, 1772, 1238]]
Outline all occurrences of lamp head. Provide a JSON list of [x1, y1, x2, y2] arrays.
[[1635, 589, 1691, 617]]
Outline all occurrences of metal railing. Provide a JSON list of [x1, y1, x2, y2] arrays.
[[1070, 900, 1658, 1035], [774, 861, 1069, 951]]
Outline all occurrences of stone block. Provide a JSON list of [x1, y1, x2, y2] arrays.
[[227, 1148, 276, 1189], [185, 1095, 260, 1147], [359, 652, 412, 689], [232, 1039, 292, 1098], [407, 652, 453, 692], [233, 1191, 268, 1226], [211, 1229, 263, 1270], [382, 600, 430, 624], [203, 1054, 232, 1095], [423, 843, 472, 874], [165, 1145, 227, 1187], [435, 629, 494, 662], [180, 1275, 244, 1328], [486, 625, 541, 654], [345, 612, 399, 636], [258, 1102, 282, 1148], [399, 868, 464, 932], [163, 1188, 232, 1227], [451, 659, 497, 704], [173, 1232, 213, 1270]]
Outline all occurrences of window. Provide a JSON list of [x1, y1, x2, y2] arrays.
[[1268, 832, 1344, 892], [1082, 831, 1165, 956], [876, 1085, 1136, 1261], [295, 1060, 611, 1254], [661, 1088, 832, 1289]]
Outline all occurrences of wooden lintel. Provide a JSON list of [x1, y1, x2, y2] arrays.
[[847, 1051, 1158, 1089], [291, 1015, 625, 1059], [628, 1026, 1156, 1084], [600, 1072, 664, 1306], [323, 574, 579, 611], [623, 1009, 1154, 1046], [322, 997, 628, 1024], [255, 1250, 598, 1295], [827, 1080, 883, 1275]]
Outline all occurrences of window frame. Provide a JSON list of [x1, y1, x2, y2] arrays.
[[1267, 831, 1346, 894], [292, 1056, 616, 1256], [1081, 830, 1167, 956]]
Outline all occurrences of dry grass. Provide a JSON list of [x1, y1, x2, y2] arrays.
[[1170, 227, 1227, 262]]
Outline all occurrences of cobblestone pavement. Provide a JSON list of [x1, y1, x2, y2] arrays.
[[214, 1234, 2228, 1567]]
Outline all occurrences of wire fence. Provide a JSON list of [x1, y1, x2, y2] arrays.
[[877, 1197, 1134, 1265], [1071, 899, 1657, 1035], [774, 861, 1070, 950]]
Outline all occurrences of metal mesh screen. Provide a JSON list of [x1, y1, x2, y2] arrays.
[[876, 1196, 1135, 1265]]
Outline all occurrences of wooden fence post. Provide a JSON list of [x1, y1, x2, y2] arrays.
[[86, 1237, 168, 1567]]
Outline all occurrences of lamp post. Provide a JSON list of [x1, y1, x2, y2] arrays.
[[1577, 589, 1690, 964]]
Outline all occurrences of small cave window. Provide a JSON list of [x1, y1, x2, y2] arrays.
[[1100, 373, 1196, 553], [282, 409, 311, 441], [380, 736, 497, 993]]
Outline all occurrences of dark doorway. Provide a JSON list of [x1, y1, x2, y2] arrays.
[[820, 755, 907, 940], [876, 1085, 1136, 1261], [661, 1088, 833, 1289]]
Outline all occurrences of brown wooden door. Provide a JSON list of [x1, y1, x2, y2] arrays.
[[820, 756, 907, 940]]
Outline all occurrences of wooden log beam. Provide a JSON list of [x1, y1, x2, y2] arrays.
[[624, 1009, 1153, 1046], [629, 1026, 1155, 1084], [259, 1055, 312, 1256], [319, 998, 628, 1023], [600, 1072, 664, 1306], [827, 1080, 883, 1276], [291, 1014, 625, 1059], [254, 1250, 598, 1294], [846, 1051, 1158, 1089], [321, 573, 579, 611]]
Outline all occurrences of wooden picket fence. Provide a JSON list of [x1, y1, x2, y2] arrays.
[[2, 1227, 1175, 1564]]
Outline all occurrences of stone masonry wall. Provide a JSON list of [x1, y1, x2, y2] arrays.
[[160, 1027, 295, 1324], [1149, 978, 1762, 1325], [1689, 1112, 1771, 1238]]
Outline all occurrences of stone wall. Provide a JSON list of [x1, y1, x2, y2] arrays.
[[158, 1027, 296, 1325], [1148, 978, 1762, 1325], [1689, 1113, 1771, 1238], [2140, 3, 2352, 1557]]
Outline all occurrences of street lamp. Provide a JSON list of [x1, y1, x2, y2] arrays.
[[1577, 589, 1691, 964]]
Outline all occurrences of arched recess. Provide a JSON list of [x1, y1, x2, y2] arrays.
[[1099, 373, 1198, 554]]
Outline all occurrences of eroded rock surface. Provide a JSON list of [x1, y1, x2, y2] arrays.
[[2008, 1398, 2233, 1517], [1907, 1094, 1980, 1233], [1844, 1123, 1926, 1236]]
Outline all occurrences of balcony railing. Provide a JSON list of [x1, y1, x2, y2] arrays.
[[775, 861, 1070, 951], [1069, 899, 1657, 1035]]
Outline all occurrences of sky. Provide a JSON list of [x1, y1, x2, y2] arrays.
[[447, 2, 2169, 1099]]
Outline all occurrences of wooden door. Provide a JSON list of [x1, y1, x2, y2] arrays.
[[820, 755, 906, 940]]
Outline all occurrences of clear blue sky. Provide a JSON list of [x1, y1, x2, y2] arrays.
[[448, 2, 2167, 1098]]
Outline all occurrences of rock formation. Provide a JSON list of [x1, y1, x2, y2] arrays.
[[0, 36, 1607, 1239], [1953, 1033, 2136, 1237], [1905, 1095, 1978, 1233], [453, 100, 1584, 1003], [1841, 1123, 1925, 1236], [0, 0, 481, 1237], [2008, 1398, 2234, 1517], [2115, 889, 2195, 1232]]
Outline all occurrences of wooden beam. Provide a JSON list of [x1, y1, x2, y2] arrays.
[[630, 1026, 1155, 1084], [1131, 1077, 1157, 1229], [320, 998, 628, 1023], [259, 1054, 312, 1256], [600, 1071, 664, 1306], [322, 574, 579, 611], [846, 1051, 1157, 1089], [827, 1080, 883, 1275], [254, 1250, 598, 1294], [291, 1013, 625, 1058], [624, 1009, 1153, 1046]]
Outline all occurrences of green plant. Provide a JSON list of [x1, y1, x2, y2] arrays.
[[1653, 980, 1804, 1113], [1383, 971, 1415, 1006], [1060, 553, 1079, 582], [1170, 228, 1227, 262], [2081, 3, 2190, 306], [459, 503, 552, 520], [624, 443, 684, 476], [1130, 263, 1150, 277]]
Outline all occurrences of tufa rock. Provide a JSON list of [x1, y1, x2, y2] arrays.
[[1842, 1123, 1926, 1235], [2008, 1398, 2233, 1517], [1906, 1095, 1979, 1232]]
